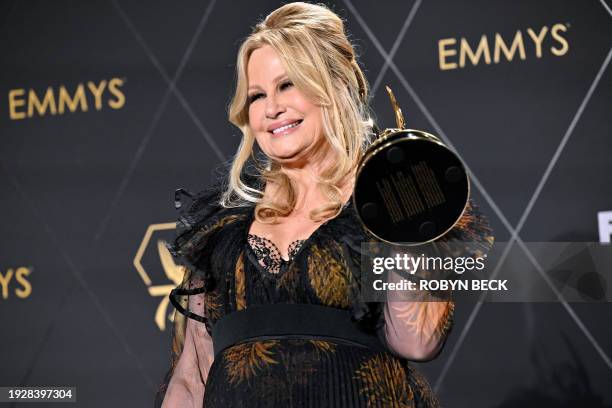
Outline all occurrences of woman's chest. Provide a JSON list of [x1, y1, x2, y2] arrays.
[[248, 217, 324, 260]]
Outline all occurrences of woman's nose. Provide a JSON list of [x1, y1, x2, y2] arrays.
[[265, 93, 285, 118]]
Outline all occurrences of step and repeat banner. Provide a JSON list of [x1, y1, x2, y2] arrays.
[[1, 1, 611, 406]]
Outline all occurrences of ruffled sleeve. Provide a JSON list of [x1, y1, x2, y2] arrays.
[[428, 199, 495, 259], [167, 186, 226, 294]]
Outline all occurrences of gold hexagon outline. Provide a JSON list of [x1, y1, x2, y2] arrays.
[[133, 222, 176, 287]]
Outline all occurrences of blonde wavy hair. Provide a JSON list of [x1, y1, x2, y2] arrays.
[[222, 2, 374, 222]]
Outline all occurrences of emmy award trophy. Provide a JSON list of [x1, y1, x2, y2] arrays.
[[353, 87, 470, 245]]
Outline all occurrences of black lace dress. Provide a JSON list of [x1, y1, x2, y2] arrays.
[[155, 184, 493, 408]]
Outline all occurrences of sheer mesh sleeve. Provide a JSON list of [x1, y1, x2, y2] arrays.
[[157, 274, 214, 408], [380, 199, 493, 361], [381, 271, 455, 361], [154, 182, 235, 407]]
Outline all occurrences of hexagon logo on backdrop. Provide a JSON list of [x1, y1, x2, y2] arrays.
[[133, 223, 183, 331]]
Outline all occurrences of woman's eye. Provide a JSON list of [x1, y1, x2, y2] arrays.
[[248, 93, 264, 104], [280, 81, 293, 90]]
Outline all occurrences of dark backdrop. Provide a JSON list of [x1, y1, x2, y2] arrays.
[[1, 1, 611, 406]]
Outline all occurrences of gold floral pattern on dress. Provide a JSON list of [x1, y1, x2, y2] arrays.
[[436, 200, 494, 259], [271, 340, 337, 389], [181, 214, 245, 255], [204, 289, 223, 320], [354, 354, 415, 408], [434, 300, 455, 339], [234, 252, 246, 311], [404, 364, 440, 408], [386, 300, 455, 345], [277, 261, 300, 292], [224, 340, 280, 386], [309, 339, 337, 354], [307, 242, 352, 308]]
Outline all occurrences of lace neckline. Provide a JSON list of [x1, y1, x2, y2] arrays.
[[244, 199, 354, 275], [247, 234, 305, 274]]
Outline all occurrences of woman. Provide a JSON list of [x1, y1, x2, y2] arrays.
[[156, 3, 492, 407]]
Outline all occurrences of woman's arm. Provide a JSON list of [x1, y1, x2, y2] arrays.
[[162, 285, 214, 407], [380, 201, 492, 360], [382, 269, 454, 361]]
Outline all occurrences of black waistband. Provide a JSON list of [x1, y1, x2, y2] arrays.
[[211, 303, 386, 358]]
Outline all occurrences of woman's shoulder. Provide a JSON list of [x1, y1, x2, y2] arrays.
[[166, 174, 252, 271]]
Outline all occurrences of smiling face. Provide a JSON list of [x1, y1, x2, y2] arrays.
[[246, 45, 325, 166]]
